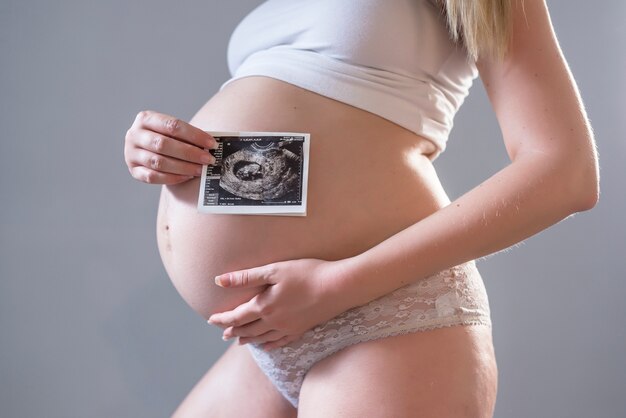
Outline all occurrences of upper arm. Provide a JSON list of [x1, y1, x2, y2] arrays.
[[476, 0, 597, 168]]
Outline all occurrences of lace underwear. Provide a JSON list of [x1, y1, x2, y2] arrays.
[[246, 259, 492, 408]]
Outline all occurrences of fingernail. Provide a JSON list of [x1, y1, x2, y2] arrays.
[[201, 153, 214, 164]]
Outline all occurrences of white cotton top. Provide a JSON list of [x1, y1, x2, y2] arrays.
[[219, 0, 479, 161]]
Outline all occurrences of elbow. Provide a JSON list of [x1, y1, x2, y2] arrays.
[[567, 158, 600, 212], [573, 187, 599, 212], [579, 180, 600, 211]]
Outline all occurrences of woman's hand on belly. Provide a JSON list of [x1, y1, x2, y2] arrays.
[[207, 257, 356, 351], [124, 110, 219, 184]]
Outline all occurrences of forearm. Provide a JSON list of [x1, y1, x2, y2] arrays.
[[336, 152, 596, 309]]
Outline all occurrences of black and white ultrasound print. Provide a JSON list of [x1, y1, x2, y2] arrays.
[[197, 131, 310, 216]]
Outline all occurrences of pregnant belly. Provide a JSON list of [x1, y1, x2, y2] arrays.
[[156, 76, 452, 320]]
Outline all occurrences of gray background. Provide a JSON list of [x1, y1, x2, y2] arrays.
[[1, 1, 624, 417]]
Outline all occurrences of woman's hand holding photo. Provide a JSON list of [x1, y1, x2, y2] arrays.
[[124, 110, 219, 185]]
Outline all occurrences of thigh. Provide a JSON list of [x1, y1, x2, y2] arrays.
[[171, 341, 297, 418], [297, 324, 498, 418]]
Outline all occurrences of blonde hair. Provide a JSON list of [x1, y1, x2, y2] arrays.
[[435, 0, 515, 61]]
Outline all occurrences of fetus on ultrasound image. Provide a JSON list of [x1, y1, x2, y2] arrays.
[[220, 140, 301, 201]]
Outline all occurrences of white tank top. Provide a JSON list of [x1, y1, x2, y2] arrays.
[[219, 0, 479, 161]]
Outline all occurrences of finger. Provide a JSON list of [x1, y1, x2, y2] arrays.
[[134, 110, 218, 149], [208, 296, 262, 328], [130, 165, 194, 185], [215, 263, 277, 288], [134, 128, 216, 165], [224, 319, 273, 339], [238, 330, 284, 346], [261, 335, 293, 351], [135, 148, 206, 177]]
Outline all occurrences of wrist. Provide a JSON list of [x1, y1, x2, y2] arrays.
[[327, 255, 370, 309]]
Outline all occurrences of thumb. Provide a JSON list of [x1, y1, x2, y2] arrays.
[[214, 264, 276, 288]]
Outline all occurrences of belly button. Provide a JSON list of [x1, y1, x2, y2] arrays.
[[163, 225, 172, 252], [163, 224, 172, 252]]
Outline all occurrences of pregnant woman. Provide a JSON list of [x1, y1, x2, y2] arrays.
[[124, 0, 599, 416]]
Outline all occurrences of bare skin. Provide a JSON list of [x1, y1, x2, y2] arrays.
[[152, 74, 450, 321], [157, 75, 498, 417], [126, 76, 489, 417], [171, 341, 297, 418], [123, 0, 598, 415], [171, 325, 496, 418], [299, 325, 497, 417]]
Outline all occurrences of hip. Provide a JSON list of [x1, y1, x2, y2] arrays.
[[248, 259, 493, 409]]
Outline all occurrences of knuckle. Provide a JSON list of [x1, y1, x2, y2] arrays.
[[124, 128, 134, 143], [151, 135, 165, 152], [257, 301, 273, 316], [123, 145, 131, 164], [149, 155, 164, 170], [266, 263, 278, 280], [144, 170, 156, 184], [136, 110, 150, 124], [163, 117, 180, 134]]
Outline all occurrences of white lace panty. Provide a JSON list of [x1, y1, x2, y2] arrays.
[[246, 259, 492, 408]]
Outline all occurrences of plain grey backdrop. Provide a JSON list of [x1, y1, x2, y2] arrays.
[[1, 1, 624, 417]]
